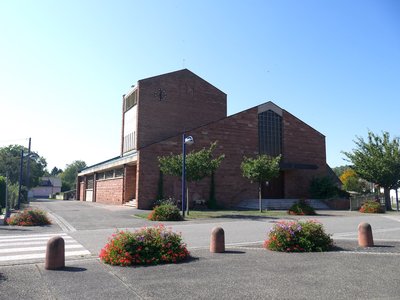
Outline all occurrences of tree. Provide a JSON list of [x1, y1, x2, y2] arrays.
[[0, 144, 47, 187], [343, 131, 400, 210], [241, 154, 281, 212], [60, 160, 87, 191], [158, 142, 225, 208], [339, 168, 370, 194], [332, 165, 350, 177], [50, 167, 63, 176], [0, 176, 5, 209]]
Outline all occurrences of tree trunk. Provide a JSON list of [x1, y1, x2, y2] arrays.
[[259, 182, 262, 213], [384, 188, 392, 211]]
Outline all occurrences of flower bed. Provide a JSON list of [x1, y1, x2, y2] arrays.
[[264, 220, 333, 252], [148, 203, 183, 221], [359, 200, 383, 213], [6, 208, 51, 226], [288, 199, 316, 215], [99, 225, 190, 266]]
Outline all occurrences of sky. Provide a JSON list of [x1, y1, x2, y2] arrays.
[[0, 0, 399, 171]]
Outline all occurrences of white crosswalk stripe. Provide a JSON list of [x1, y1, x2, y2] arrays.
[[0, 233, 91, 263]]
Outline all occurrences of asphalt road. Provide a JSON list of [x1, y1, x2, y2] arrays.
[[1, 199, 400, 299]]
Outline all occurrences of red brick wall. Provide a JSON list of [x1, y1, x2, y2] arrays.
[[136, 105, 329, 209], [136, 69, 227, 149], [136, 107, 260, 209], [96, 178, 124, 205], [282, 110, 327, 198]]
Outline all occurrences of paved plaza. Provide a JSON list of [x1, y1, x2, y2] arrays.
[[1, 199, 400, 299]]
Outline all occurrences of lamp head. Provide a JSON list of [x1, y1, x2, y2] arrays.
[[184, 136, 194, 145]]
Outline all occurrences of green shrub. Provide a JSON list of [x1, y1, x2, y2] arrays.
[[309, 176, 348, 199], [152, 197, 177, 208], [6, 208, 51, 226], [265, 220, 333, 252], [288, 199, 316, 215], [148, 202, 182, 221], [7, 183, 20, 209], [359, 200, 383, 213], [99, 225, 190, 266]]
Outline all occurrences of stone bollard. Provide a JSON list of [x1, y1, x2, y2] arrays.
[[45, 236, 65, 270], [358, 222, 374, 247], [210, 227, 225, 253]]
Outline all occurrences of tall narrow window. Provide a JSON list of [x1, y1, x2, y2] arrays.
[[258, 110, 282, 156], [124, 90, 138, 112]]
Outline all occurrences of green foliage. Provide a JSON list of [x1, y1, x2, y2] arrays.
[[50, 167, 63, 176], [241, 155, 281, 184], [6, 208, 51, 226], [148, 203, 183, 221], [158, 142, 225, 182], [241, 154, 281, 211], [0, 144, 47, 187], [343, 131, 400, 210], [265, 220, 333, 252], [0, 176, 5, 209], [359, 200, 383, 213], [152, 197, 177, 208], [343, 131, 400, 189], [332, 165, 350, 177], [309, 176, 348, 199], [6, 183, 19, 209], [60, 160, 87, 191], [339, 168, 371, 193], [99, 225, 190, 266], [288, 199, 316, 215]]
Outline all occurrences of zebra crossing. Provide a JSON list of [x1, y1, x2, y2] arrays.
[[0, 232, 91, 264]]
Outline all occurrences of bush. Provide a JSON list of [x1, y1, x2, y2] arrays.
[[264, 220, 333, 252], [6, 208, 51, 226], [148, 202, 182, 221], [288, 199, 316, 215], [99, 225, 190, 266], [359, 200, 383, 213], [152, 197, 177, 208], [6, 183, 19, 209], [309, 176, 348, 199]]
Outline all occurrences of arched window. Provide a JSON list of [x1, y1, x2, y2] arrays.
[[258, 110, 282, 156]]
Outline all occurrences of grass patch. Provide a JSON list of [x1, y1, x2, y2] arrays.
[[134, 209, 288, 220]]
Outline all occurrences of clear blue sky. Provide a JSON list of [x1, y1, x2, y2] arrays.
[[1, 0, 399, 171]]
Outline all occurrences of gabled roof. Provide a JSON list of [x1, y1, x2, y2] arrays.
[[138, 68, 227, 95]]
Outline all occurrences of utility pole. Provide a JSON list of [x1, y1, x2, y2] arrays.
[[5, 171, 10, 219], [17, 149, 24, 210]]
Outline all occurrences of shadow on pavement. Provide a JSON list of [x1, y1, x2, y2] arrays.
[[0, 227, 31, 232], [224, 250, 246, 254], [212, 215, 282, 221], [56, 267, 87, 273]]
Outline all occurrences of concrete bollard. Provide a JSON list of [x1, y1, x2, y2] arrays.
[[358, 222, 374, 247], [210, 227, 225, 253], [45, 236, 65, 270]]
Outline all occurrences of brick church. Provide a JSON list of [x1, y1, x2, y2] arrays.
[[77, 69, 329, 209]]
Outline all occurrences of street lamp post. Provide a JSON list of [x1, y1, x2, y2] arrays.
[[181, 133, 194, 218]]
